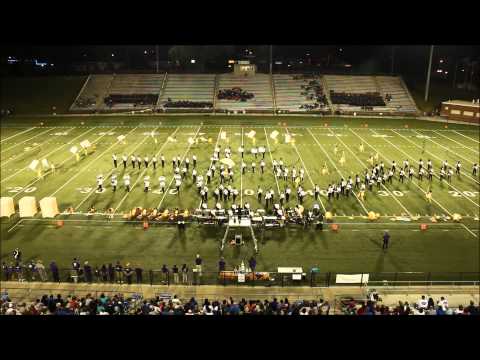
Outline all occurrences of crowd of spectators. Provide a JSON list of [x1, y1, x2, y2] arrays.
[[74, 97, 96, 108], [330, 91, 386, 107], [2, 290, 478, 315], [0, 292, 332, 315], [340, 293, 479, 315], [217, 88, 254, 102], [163, 99, 213, 108], [104, 94, 158, 107]]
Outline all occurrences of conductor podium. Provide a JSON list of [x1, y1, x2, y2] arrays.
[[221, 216, 258, 253], [228, 217, 251, 227]]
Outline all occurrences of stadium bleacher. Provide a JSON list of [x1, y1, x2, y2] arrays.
[[70, 75, 114, 111], [159, 74, 215, 108], [69, 73, 418, 114], [103, 74, 164, 110], [216, 74, 274, 112], [273, 74, 329, 112], [376, 76, 418, 113]]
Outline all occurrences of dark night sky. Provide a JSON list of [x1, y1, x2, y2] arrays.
[[1, 45, 479, 79]]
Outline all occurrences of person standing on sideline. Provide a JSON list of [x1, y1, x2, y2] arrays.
[[181, 264, 188, 284], [172, 264, 179, 284], [50, 261, 60, 282], [218, 257, 226, 272], [135, 265, 143, 284], [248, 256, 257, 272], [195, 254, 202, 276], [382, 231, 390, 250]]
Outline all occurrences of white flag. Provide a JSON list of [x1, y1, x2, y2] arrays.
[[29, 160, 39, 171]]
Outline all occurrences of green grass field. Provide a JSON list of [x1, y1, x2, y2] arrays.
[[1, 115, 479, 279]]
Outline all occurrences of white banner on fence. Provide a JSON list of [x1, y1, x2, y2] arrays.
[[335, 274, 369, 284]]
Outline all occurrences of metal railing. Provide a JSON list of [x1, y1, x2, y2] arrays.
[[1, 268, 479, 288]]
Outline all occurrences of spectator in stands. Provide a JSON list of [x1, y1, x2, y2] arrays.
[[248, 256, 257, 272]]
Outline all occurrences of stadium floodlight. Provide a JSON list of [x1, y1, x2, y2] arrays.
[[191, 59, 196, 64]]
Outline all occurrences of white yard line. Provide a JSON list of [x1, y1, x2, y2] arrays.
[[431, 130, 479, 155], [306, 128, 367, 214], [411, 129, 477, 166], [284, 127, 328, 213], [10, 128, 119, 199], [349, 129, 455, 216], [240, 127, 244, 207], [329, 128, 412, 217], [453, 130, 480, 144], [0, 127, 36, 143], [371, 129, 479, 209], [157, 126, 203, 209], [47, 127, 134, 197], [195, 127, 223, 209], [1, 127, 96, 184], [393, 129, 480, 186], [263, 128, 283, 209], [460, 223, 479, 239], [73, 127, 166, 211], [112, 127, 178, 213], [1, 127, 58, 154]]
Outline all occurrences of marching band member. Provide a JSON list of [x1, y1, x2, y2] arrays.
[[260, 160, 265, 174], [419, 167, 426, 181], [314, 184, 320, 200], [122, 154, 127, 169], [112, 154, 118, 168], [455, 161, 461, 175], [409, 167, 415, 180], [258, 146, 265, 159], [192, 168, 197, 183], [97, 175, 104, 192], [136, 154, 142, 169], [182, 166, 188, 179], [447, 167, 454, 183], [159, 176, 166, 193], [144, 176, 150, 192], [175, 177, 182, 194], [285, 186, 291, 202], [176, 155, 181, 167], [283, 167, 288, 181], [299, 168, 305, 182], [144, 155, 149, 168], [124, 174, 131, 192], [251, 161, 256, 173], [111, 175, 117, 192], [161, 154, 165, 168], [439, 167, 446, 181], [192, 155, 197, 168], [239, 145, 244, 158], [257, 187, 263, 202], [206, 168, 212, 184], [152, 155, 157, 169], [473, 163, 479, 176], [428, 168, 434, 181], [399, 169, 405, 183], [131, 154, 136, 168], [185, 157, 190, 171], [427, 159, 432, 170], [418, 159, 424, 172]]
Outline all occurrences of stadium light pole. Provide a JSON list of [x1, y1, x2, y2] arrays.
[[269, 45, 273, 75], [155, 45, 159, 74], [424, 45, 434, 102], [391, 45, 395, 74]]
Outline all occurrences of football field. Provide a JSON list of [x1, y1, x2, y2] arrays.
[[1, 115, 479, 279]]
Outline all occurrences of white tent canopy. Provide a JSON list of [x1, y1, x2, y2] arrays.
[[0, 197, 15, 218], [19, 196, 37, 217]]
